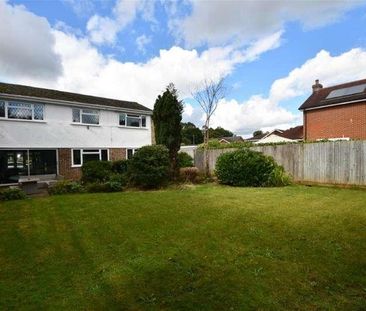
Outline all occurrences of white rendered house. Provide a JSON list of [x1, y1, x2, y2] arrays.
[[0, 82, 152, 184]]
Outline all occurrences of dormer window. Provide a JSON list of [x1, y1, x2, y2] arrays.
[[119, 113, 146, 128], [72, 108, 99, 125]]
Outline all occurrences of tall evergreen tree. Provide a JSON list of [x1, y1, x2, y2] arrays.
[[153, 83, 183, 177]]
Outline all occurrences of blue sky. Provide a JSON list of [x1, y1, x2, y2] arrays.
[[1, 0, 366, 136]]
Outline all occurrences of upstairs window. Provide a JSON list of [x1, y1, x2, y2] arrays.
[[119, 113, 146, 128], [0, 101, 5, 118], [72, 108, 99, 125], [0, 101, 44, 121]]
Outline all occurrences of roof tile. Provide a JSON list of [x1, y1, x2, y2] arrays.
[[0, 82, 152, 112], [299, 78, 366, 110]]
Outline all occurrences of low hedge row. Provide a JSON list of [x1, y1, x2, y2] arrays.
[[0, 188, 27, 201], [27, 146, 291, 198]]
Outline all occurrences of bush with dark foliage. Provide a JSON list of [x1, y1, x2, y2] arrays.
[[128, 145, 170, 189], [48, 180, 85, 195], [81, 161, 112, 183], [177, 152, 194, 168], [0, 187, 27, 200], [215, 148, 291, 187], [111, 160, 129, 174]]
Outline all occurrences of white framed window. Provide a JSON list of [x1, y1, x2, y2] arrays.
[[72, 108, 99, 125], [71, 149, 109, 167], [119, 113, 146, 128], [0, 100, 44, 121]]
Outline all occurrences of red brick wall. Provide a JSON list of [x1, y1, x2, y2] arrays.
[[58, 148, 82, 180], [109, 148, 127, 161], [58, 148, 127, 181], [304, 102, 366, 141]]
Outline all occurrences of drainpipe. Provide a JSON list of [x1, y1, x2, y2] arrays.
[[27, 149, 30, 179]]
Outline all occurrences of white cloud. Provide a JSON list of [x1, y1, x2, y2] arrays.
[[183, 103, 194, 117], [86, 0, 154, 45], [210, 48, 366, 135], [3, 0, 366, 137], [173, 0, 363, 47], [62, 0, 95, 17], [87, 15, 121, 45], [210, 97, 300, 136], [136, 34, 152, 53], [0, 0, 62, 81], [0, 1, 282, 109], [269, 48, 366, 103], [49, 30, 279, 109]]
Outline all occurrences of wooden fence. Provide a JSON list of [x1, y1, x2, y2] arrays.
[[194, 141, 366, 185]]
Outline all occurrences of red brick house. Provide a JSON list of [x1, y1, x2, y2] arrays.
[[299, 79, 366, 141]]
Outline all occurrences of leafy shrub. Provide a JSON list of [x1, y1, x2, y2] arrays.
[[48, 180, 85, 195], [179, 167, 199, 183], [85, 182, 109, 193], [177, 152, 194, 168], [85, 174, 126, 193], [112, 160, 129, 174], [266, 166, 292, 187], [104, 181, 122, 192], [81, 161, 112, 183], [215, 148, 291, 187], [128, 145, 170, 189], [0, 187, 27, 201], [109, 173, 128, 187], [105, 173, 127, 191]]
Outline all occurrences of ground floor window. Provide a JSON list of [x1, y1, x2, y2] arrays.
[[0, 149, 57, 184], [126, 148, 137, 159], [71, 149, 109, 167]]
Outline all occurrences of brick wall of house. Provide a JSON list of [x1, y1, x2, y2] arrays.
[[304, 102, 366, 141], [58, 148, 127, 180], [58, 148, 82, 180], [109, 148, 127, 161]]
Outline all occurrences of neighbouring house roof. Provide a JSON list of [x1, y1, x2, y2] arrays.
[[245, 132, 268, 142], [219, 136, 244, 143], [299, 78, 366, 111], [275, 125, 303, 140], [0, 82, 152, 112], [246, 125, 303, 143]]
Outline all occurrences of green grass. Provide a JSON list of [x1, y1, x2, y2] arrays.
[[0, 184, 365, 310]]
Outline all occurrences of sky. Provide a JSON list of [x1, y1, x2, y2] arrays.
[[1, 0, 366, 136]]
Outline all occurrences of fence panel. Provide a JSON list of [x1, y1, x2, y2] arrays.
[[194, 141, 366, 185]]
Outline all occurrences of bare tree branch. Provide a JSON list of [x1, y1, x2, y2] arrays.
[[191, 77, 227, 176]]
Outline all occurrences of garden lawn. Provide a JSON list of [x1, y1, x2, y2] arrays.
[[0, 184, 365, 310]]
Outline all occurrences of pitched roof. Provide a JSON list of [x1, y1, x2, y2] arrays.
[[275, 125, 303, 140], [246, 125, 303, 142], [245, 132, 268, 142], [219, 136, 244, 143], [299, 78, 366, 111], [0, 82, 152, 112]]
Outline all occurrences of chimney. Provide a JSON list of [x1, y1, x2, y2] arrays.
[[312, 79, 323, 92]]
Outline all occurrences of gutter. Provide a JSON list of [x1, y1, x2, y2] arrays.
[[0, 93, 153, 115]]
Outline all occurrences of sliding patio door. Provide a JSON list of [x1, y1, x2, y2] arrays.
[[0, 150, 57, 184]]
